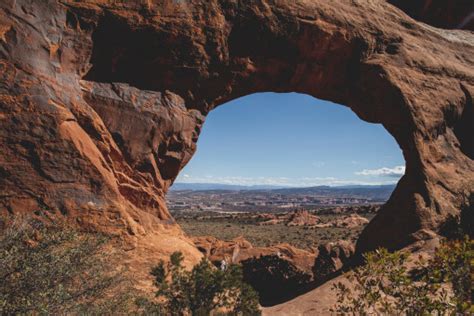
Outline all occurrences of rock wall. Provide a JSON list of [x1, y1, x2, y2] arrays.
[[0, 0, 473, 266]]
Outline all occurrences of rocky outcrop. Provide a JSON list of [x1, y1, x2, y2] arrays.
[[192, 235, 317, 274], [257, 211, 373, 228], [0, 0, 473, 276], [258, 218, 284, 226], [313, 240, 355, 281], [318, 214, 370, 228], [191, 235, 358, 305], [257, 209, 321, 226], [286, 210, 321, 226]]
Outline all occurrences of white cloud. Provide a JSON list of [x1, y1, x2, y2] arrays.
[[355, 165, 405, 178]]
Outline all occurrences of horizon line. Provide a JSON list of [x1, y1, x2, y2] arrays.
[[171, 181, 398, 188]]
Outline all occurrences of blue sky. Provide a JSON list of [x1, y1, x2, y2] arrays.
[[175, 93, 405, 187]]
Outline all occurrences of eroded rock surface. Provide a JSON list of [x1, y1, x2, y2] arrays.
[[257, 209, 321, 226], [192, 235, 317, 273], [0, 0, 473, 280], [287, 209, 321, 226], [192, 235, 359, 305], [313, 240, 355, 281]]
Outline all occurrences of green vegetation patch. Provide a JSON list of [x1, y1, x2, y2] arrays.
[[138, 251, 261, 315], [0, 218, 135, 314], [177, 215, 369, 250], [332, 236, 474, 315]]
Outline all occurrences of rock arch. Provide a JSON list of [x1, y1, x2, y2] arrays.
[[0, 0, 473, 264]]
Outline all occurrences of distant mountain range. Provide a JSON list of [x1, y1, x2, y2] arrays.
[[171, 182, 396, 194], [272, 185, 396, 201], [170, 183, 288, 191]]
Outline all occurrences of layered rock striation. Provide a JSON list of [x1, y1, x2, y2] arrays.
[[0, 0, 473, 270]]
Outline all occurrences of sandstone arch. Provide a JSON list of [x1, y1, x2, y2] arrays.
[[0, 0, 473, 268]]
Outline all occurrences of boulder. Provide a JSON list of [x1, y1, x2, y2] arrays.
[[313, 240, 355, 281]]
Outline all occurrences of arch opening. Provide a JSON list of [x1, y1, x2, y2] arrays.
[[167, 92, 406, 305], [168, 92, 405, 242]]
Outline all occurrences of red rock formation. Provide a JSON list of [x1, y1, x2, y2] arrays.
[[286, 209, 321, 226], [257, 210, 320, 226], [333, 214, 370, 228], [258, 218, 284, 226], [312, 214, 369, 228], [192, 235, 317, 274], [313, 240, 355, 280], [192, 235, 342, 306], [0, 0, 473, 274]]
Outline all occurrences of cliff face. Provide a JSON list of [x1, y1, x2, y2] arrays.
[[0, 0, 473, 266]]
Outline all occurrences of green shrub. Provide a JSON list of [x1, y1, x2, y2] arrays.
[[0, 217, 133, 314], [429, 236, 473, 313], [142, 252, 261, 315], [331, 236, 473, 315]]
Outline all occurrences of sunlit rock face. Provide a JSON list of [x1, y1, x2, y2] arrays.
[[0, 0, 472, 266]]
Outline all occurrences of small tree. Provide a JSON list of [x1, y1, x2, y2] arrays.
[[146, 252, 261, 315], [331, 236, 473, 315]]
